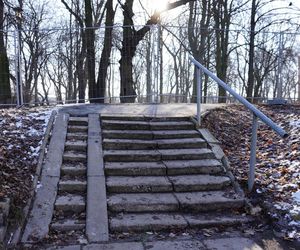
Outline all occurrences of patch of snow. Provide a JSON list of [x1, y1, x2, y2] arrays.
[[290, 120, 300, 128], [7, 145, 13, 150], [0, 118, 6, 125], [27, 127, 40, 136], [16, 120, 22, 128], [288, 220, 300, 226], [281, 183, 298, 190], [36, 182, 42, 190], [274, 202, 292, 211], [292, 191, 300, 204], [30, 146, 40, 157]]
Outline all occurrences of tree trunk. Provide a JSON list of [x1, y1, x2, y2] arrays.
[[246, 0, 256, 102], [119, 0, 194, 103], [213, 0, 230, 103], [0, 0, 11, 104], [84, 0, 96, 103], [96, 0, 115, 103]]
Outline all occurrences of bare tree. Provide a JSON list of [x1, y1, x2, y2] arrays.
[[0, 0, 11, 104], [118, 0, 195, 103]]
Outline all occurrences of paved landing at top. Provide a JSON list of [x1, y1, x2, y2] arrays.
[[58, 103, 225, 116]]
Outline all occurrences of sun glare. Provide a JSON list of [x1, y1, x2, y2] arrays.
[[149, 0, 169, 13]]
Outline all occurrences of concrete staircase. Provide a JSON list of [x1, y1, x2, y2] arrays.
[[51, 116, 88, 233], [102, 116, 249, 233]]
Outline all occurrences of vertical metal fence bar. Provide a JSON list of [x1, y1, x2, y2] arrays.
[[248, 113, 258, 191], [196, 66, 202, 126], [14, 30, 20, 106], [18, 27, 23, 105], [156, 24, 161, 103]]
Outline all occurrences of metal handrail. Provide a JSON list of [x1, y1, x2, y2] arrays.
[[189, 56, 288, 191]]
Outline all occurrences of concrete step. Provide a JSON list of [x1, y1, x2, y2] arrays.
[[106, 176, 173, 193], [66, 133, 88, 141], [61, 163, 86, 176], [184, 213, 251, 229], [105, 162, 166, 176], [55, 194, 85, 213], [108, 191, 243, 213], [174, 191, 244, 212], [108, 193, 179, 212], [68, 116, 88, 126], [68, 125, 88, 133], [59, 180, 87, 192], [110, 213, 187, 232], [65, 140, 87, 151], [110, 213, 250, 233], [147, 117, 190, 122], [156, 138, 207, 149], [169, 175, 231, 192], [164, 159, 224, 175], [103, 138, 207, 150], [104, 148, 214, 162], [158, 148, 215, 161], [101, 116, 145, 121], [102, 120, 150, 130], [149, 121, 195, 130], [101, 116, 189, 122], [51, 219, 85, 231], [63, 151, 86, 162], [104, 150, 161, 162], [102, 130, 153, 140], [103, 139, 156, 150], [153, 130, 201, 139]]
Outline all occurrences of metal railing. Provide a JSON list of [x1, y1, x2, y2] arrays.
[[189, 56, 288, 191]]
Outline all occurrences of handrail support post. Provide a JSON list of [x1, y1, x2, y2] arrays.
[[196, 66, 202, 127], [248, 113, 258, 191]]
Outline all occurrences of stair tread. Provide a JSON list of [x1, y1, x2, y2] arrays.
[[103, 138, 156, 150], [184, 213, 251, 228], [104, 150, 161, 162], [158, 148, 215, 160], [63, 151, 86, 160], [55, 194, 85, 208], [105, 161, 166, 176], [51, 219, 85, 231], [174, 191, 244, 208], [68, 117, 88, 126], [108, 191, 244, 213], [68, 125, 88, 130], [107, 176, 173, 193], [61, 163, 86, 169], [69, 117, 88, 122], [67, 133, 88, 139], [102, 120, 150, 130], [149, 121, 195, 130], [110, 213, 187, 232], [110, 212, 250, 232], [59, 180, 87, 192], [164, 159, 223, 175], [153, 130, 201, 139], [102, 130, 153, 139], [108, 193, 178, 212], [65, 140, 87, 146], [103, 138, 207, 150], [169, 174, 231, 191]]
